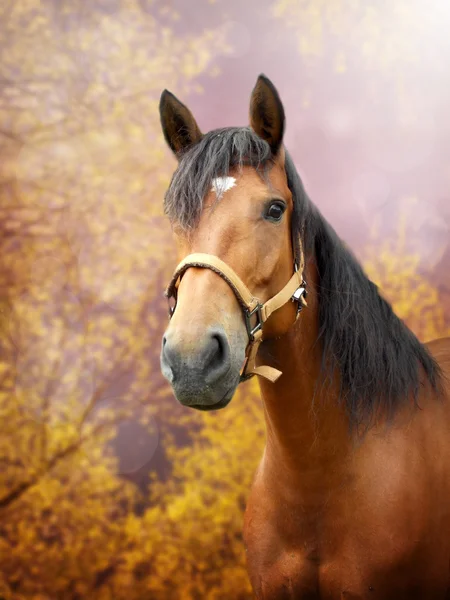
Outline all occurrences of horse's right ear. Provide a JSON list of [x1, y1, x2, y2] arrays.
[[159, 90, 203, 158]]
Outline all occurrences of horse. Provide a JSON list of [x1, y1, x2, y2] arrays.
[[159, 74, 450, 599]]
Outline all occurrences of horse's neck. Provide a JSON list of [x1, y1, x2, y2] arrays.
[[257, 259, 351, 503]]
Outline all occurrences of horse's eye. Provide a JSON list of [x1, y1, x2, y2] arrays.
[[265, 202, 286, 222]]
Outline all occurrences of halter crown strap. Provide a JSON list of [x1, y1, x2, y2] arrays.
[[165, 252, 307, 383]]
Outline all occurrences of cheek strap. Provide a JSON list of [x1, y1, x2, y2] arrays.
[[165, 253, 307, 383]]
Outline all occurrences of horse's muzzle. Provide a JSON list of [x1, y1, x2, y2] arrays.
[[160, 325, 240, 409]]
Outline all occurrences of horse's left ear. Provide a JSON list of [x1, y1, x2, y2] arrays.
[[249, 74, 285, 155], [159, 89, 203, 158]]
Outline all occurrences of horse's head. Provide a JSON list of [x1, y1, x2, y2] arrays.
[[160, 75, 304, 410]]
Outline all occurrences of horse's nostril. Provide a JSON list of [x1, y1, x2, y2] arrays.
[[211, 332, 227, 363], [204, 330, 230, 382], [161, 328, 231, 387], [161, 335, 175, 382]]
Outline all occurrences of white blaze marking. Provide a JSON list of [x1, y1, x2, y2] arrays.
[[211, 176, 236, 198]]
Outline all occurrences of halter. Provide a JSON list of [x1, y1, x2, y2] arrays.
[[165, 239, 307, 383]]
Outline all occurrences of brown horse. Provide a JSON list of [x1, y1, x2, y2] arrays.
[[159, 74, 450, 599]]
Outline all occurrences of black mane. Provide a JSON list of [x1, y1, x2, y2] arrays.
[[164, 127, 442, 427]]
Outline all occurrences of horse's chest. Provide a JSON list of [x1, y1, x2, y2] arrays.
[[246, 548, 320, 599], [244, 537, 447, 600], [243, 486, 450, 600], [245, 557, 449, 600], [243, 491, 323, 598]]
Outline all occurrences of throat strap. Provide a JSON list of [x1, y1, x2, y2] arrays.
[[165, 253, 307, 383]]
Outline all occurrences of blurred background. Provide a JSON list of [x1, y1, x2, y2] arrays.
[[0, 1, 449, 598]]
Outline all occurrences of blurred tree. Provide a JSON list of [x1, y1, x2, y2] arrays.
[[0, 0, 230, 598], [362, 199, 450, 341], [272, 0, 449, 80], [0, 377, 263, 599]]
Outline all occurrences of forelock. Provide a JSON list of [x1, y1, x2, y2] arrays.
[[164, 127, 273, 230]]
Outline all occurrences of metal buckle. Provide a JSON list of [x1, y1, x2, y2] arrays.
[[291, 282, 307, 317], [244, 304, 262, 341]]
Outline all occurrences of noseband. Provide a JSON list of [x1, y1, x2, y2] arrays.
[[165, 243, 307, 383]]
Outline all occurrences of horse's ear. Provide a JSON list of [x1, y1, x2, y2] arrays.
[[159, 90, 203, 158], [249, 74, 285, 155]]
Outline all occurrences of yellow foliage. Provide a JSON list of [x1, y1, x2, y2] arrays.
[[0, 1, 233, 598], [362, 200, 450, 342]]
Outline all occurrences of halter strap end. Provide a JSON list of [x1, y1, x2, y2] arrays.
[[251, 365, 283, 383]]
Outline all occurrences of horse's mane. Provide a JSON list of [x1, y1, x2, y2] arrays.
[[164, 127, 443, 428]]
